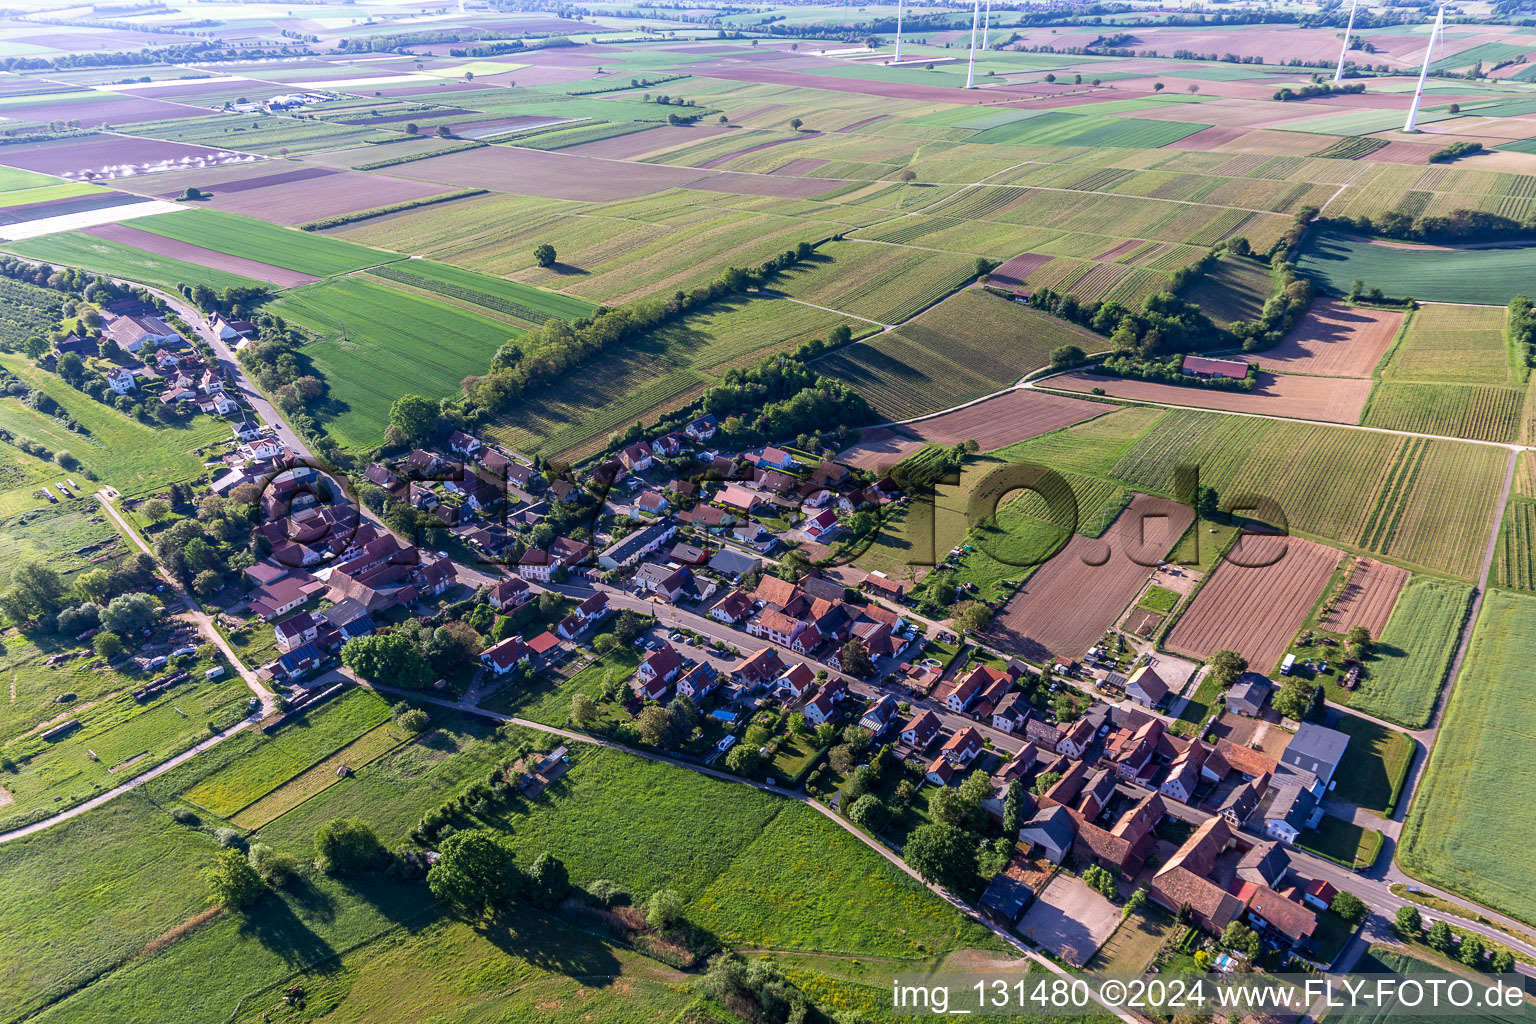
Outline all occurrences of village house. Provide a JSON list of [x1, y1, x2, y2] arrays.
[[488, 576, 533, 613], [991, 691, 1027, 733], [1159, 741, 1209, 804], [900, 709, 942, 751], [481, 636, 532, 676], [620, 442, 653, 473], [1148, 816, 1244, 933], [774, 662, 816, 700], [1019, 805, 1076, 863], [1067, 790, 1165, 877], [556, 592, 610, 640], [732, 647, 786, 689], [1226, 673, 1274, 717], [685, 414, 717, 442], [675, 661, 720, 701], [636, 643, 684, 688], [636, 490, 669, 516], [650, 433, 683, 458], [273, 611, 319, 654], [801, 507, 840, 541], [1124, 664, 1169, 709], [756, 446, 797, 470], [1056, 717, 1097, 759], [710, 590, 754, 625], [1280, 723, 1349, 795], [599, 521, 676, 571], [1244, 885, 1317, 951], [448, 430, 483, 458], [716, 483, 761, 514], [105, 367, 138, 394], [803, 680, 844, 726], [105, 313, 179, 353], [941, 726, 984, 766], [248, 575, 315, 620]]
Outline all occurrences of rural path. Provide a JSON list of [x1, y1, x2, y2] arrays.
[[342, 671, 1143, 1024], [0, 718, 255, 845], [95, 490, 273, 713]]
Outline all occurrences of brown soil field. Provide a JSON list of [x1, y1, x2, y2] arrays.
[[1165, 533, 1341, 672], [1162, 126, 1251, 151], [83, 223, 323, 287], [14, 94, 205, 128], [908, 389, 1106, 451], [564, 124, 731, 160], [1212, 129, 1339, 157], [1125, 607, 1163, 638], [835, 428, 926, 472], [207, 171, 457, 224], [1319, 558, 1409, 637], [1242, 299, 1403, 379], [1046, 370, 1372, 424], [154, 165, 334, 197], [377, 145, 707, 199], [0, 135, 247, 177], [981, 494, 1194, 663], [991, 253, 1056, 290]]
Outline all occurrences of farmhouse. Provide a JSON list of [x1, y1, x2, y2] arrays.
[[1148, 816, 1243, 933], [1181, 355, 1250, 380], [1124, 664, 1169, 709], [105, 314, 178, 353]]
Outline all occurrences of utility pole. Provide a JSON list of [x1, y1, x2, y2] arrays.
[[1404, 6, 1444, 132], [966, 0, 981, 89], [893, 0, 904, 62], [1333, 0, 1359, 83]]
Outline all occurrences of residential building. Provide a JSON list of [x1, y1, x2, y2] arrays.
[[481, 636, 532, 675], [620, 442, 653, 472], [940, 726, 984, 766], [1148, 816, 1244, 933], [900, 709, 942, 751], [488, 576, 533, 612], [599, 521, 677, 570], [1281, 723, 1349, 793], [1018, 805, 1075, 863], [106, 367, 137, 394], [1124, 664, 1169, 709], [1227, 673, 1273, 717], [273, 611, 318, 653]]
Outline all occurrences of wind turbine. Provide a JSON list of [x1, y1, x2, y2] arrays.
[[1333, 0, 1359, 83], [966, 0, 981, 89], [982, 0, 992, 52], [1404, 5, 1445, 132], [893, 0, 905, 63]]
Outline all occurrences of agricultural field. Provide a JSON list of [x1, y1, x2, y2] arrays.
[[980, 494, 1192, 663], [769, 240, 980, 325], [1244, 298, 1403, 378], [3, 230, 271, 295], [1048, 368, 1373, 424], [124, 209, 392, 278], [1319, 557, 1410, 637], [1380, 304, 1516, 386], [1400, 590, 1536, 926], [818, 288, 1105, 420], [1347, 577, 1472, 728], [1179, 254, 1273, 328], [1298, 231, 1536, 306], [1492, 498, 1536, 592], [1165, 533, 1341, 672], [267, 277, 517, 451], [1362, 381, 1525, 443]]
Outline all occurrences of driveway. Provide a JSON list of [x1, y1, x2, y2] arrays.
[[1016, 874, 1120, 967]]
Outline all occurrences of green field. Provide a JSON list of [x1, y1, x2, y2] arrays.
[[127, 209, 392, 277], [181, 687, 392, 817], [1347, 576, 1472, 728], [771, 239, 980, 325], [1382, 304, 1515, 386], [3, 231, 270, 295], [1492, 498, 1536, 592], [818, 288, 1103, 420], [365, 258, 596, 324], [969, 110, 1211, 148], [1400, 589, 1536, 926], [267, 276, 517, 451], [1298, 230, 1536, 306], [1324, 947, 1528, 1024], [1328, 713, 1415, 816], [1179, 255, 1273, 328], [1362, 382, 1524, 443], [0, 353, 230, 502]]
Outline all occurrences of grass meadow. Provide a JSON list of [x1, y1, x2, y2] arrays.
[[1399, 589, 1536, 926], [126, 209, 392, 277], [3, 231, 270, 295], [1344, 576, 1471, 729], [1298, 231, 1536, 306]]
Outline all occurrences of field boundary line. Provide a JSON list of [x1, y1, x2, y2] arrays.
[[1317, 161, 1370, 216]]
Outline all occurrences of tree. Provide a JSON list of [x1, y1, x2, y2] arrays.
[[1459, 933, 1486, 967], [428, 828, 515, 913], [648, 888, 684, 929], [847, 793, 888, 832], [1207, 649, 1247, 687], [1083, 865, 1118, 900], [57, 351, 84, 385], [533, 243, 557, 268], [789, 117, 803, 131], [342, 633, 431, 688], [635, 704, 669, 746], [899, 169, 917, 182], [204, 848, 264, 910], [428, 620, 482, 674], [903, 823, 977, 892], [1272, 678, 1314, 722], [180, 186, 206, 201], [193, 569, 223, 599], [839, 638, 874, 677], [1330, 891, 1366, 923], [141, 498, 171, 523], [1032, 770, 1062, 796], [1002, 780, 1024, 836], [725, 743, 760, 775], [612, 609, 646, 645], [570, 693, 597, 728], [389, 393, 439, 445], [528, 851, 570, 908], [1394, 905, 1421, 936], [1221, 920, 1261, 960], [248, 842, 302, 887], [313, 818, 386, 874], [1049, 344, 1085, 369], [1426, 919, 1453, 952], [1490, 949, 1515, 974], [1153, 81, 1165, 92], [1123, 888, 1147, 918], [3, 560, 68, 620], [435, 125, 451, 138], [404, 122, 418, 134], [100, 592, 158, 635], [93, 631, 124, 660], [953, 602, 992, 633], [397, 708, 429, 733], [1345, 625, 1373, 659]]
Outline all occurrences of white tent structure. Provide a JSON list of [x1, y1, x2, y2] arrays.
[[1333, 0, 1359, 83], [1404, 5, 1445, 132]]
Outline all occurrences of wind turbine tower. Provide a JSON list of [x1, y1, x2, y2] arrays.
[[982, 0, 993, 51], [893, 0, 905, 63], [1333, 0, 1359, 83], [1404, 5, 1445, 132], [965, 0, 981, 88]]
